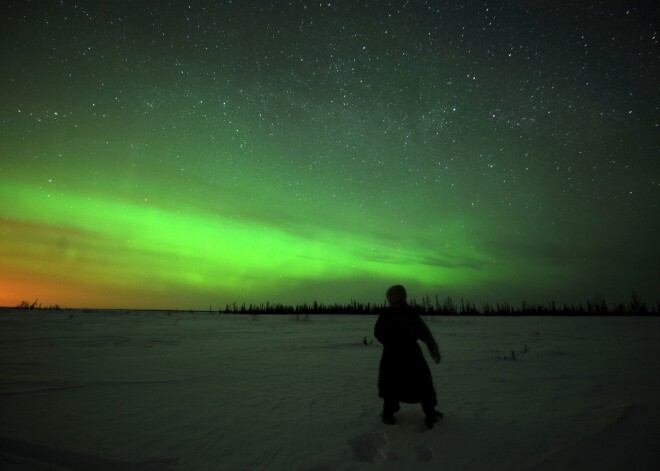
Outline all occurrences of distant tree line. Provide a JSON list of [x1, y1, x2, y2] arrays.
[[14, 292, 656, 316], [218, 292, 656, 316], [218, 299, 380, 315], [15, 299, 61, 310]]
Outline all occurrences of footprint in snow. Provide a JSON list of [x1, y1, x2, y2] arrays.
[[347, 432, 387, 463], [415, 445, 433, 462]]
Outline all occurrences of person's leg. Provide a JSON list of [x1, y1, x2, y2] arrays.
[[381, 398, 399, 424], [384, 398, 400, 414], [421, 400, 443, 429]]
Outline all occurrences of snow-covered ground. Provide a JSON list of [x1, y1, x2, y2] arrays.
[[1, 310, 658, 470]]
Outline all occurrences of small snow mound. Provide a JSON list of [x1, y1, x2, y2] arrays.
[[545, 350, 565, 356], [415, 445, 433, 462], [0, 437, 179, 470], [533, 402, 660, 470], [347, 432, 387, 463]]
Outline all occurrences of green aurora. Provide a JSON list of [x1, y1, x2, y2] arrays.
[[1, 1, 658, 309]]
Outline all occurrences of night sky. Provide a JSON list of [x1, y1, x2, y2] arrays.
[[1, 1, 658, 310]]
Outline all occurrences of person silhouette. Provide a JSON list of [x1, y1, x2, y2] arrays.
[[374, 285, 443, 429]]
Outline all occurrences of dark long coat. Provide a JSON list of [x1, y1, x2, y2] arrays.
[[374, 307, 438, 405]]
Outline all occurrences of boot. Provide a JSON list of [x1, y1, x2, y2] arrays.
[[424, 410, 443, 429], [380, 412, 396, 425]]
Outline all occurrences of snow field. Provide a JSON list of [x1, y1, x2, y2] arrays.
[[1, 311, 658, 470]]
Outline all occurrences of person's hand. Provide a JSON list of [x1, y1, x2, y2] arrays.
[[431, 349, 441, 364]]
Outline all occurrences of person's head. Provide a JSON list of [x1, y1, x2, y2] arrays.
[[386, 284, 407, 307]]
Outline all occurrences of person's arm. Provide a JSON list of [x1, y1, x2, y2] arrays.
[[374, 315, 392, 345], [417, 317, 441, 363]]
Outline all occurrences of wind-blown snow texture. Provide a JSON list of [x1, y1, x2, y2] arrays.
[[1, 311, 658, 470]]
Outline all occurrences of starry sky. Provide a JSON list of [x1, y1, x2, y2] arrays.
[[1, 1, 658, 310]]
